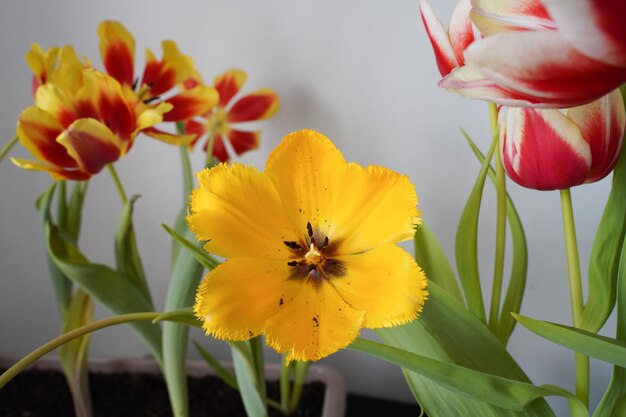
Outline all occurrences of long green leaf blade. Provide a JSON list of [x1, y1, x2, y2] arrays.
[[377, 282, 556, 417], [45, 223, 163, 364], [231, 340, 268, 417], [193, 340, 238, 390], [414, 223, 464, 303], [349, 338, 584, 413], [455, 136, 497, 322], [513, 314, 626, 368], [114, 195, 152, 305], [162, 224, 220, 270], [464, 132, 528, 344], [582, 143, 626, 332]]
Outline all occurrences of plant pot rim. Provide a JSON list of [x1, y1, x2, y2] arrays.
[[1, 355, 346, 417]]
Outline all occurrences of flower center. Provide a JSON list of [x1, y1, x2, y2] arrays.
[[304, 243, 322, 263], [206, 107, 229, 136], [283, 222, 346, 288]]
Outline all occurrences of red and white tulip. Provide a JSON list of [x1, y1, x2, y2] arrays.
[[499, 89, 625, 190], [439, 0, 626, 108]]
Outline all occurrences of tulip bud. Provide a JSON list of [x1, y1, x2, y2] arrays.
[[500, 89, 626, 190]]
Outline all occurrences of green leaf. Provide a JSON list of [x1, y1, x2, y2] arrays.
[[464, 132, 528, 344], [350, 338, 584, 413], [455, 135, 497, 322], [162, 223, 220, 270], [171, 129, 194, 265], [513, 314, 626, 368], [115, 195, 152, 303], [45, 222, 163, 364], [36, 184, 73, 314], [592, 193, 626, 417], [581, 143, 626, 333], [162, 226, 205, 417], [377, 282, 557, 417], [231, 340, 268, 417], [59, 289, 93, 417], [193, 340, 238, 390], [65, 181, 88, 244], [414, 223, 464, 303]]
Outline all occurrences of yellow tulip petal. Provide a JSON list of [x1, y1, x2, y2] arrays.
[[25, 43, 59, 84], [16, 106, 73, 168], [330, 164, 420, 254], [265, 281, 364, 362], [194, 257, 299, 340], [35, 83, 77, 127], [264, 130, 347, 238], [186, 163, 298, 259], [11, 157, 89, 181], [332, 244, 428, 328], [51, 46, 85, 94], [142, 126, 195, 145]]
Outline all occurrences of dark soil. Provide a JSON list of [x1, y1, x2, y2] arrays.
[[0, 368, 324, 417]]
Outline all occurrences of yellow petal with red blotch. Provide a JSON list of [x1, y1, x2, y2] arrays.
[[186, 163, 298, 259], [163, 85, 219, 122], [25, 43, 59, 84], [35, 83, 77, 128], [17, 106, 75, 168], [194, 257, 300, 340], [328, 164, 419, 254], [57, 118, 123, 175], [265, 280, 364, 362], [264, 130, 348, 239], [141, 41, 194, 97], [214, 69, 247, 106], [11, 157, 90, 181], [134, 106, 167, 135], [76, 69, 135, 141], [142, 126, 195, 146], [332, 244, 427, 328], [98, 21, 135, 86], [228, 88, 279, 123]]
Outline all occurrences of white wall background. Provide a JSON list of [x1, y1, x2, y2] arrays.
[[0, 0, 617, 415]]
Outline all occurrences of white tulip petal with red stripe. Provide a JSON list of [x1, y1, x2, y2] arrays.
[[419, 0, 459, 76]]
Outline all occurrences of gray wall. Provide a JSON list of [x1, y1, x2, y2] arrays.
[[0, 1, 616, 414]]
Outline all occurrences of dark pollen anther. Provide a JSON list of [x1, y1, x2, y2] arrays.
[[287, 261, 298, 267], [308, 264, 317, 271], [283, 241, 301, 250], [322, 236, 329, 248], [307, 222, 313, 237]]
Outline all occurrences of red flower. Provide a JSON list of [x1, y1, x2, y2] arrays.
[[499, 89, 625, 190], [184, 69, 279, 162]]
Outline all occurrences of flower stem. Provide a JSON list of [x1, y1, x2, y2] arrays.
[[0, 136, 18, 164], [288, 361, 310, 413], [559, 188, 589, 409], [280, 355, 292, 413], [0, 312, 159, 389], [107, 164, 128, 205], [204, 129, 218, 168], [487, 103, 507, 335]]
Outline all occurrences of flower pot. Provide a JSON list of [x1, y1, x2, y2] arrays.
[[0, 356, 346, 417]]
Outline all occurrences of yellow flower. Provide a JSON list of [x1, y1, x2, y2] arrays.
[[188, 130, 428, 361]]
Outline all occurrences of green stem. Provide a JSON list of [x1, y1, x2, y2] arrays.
[[0, 312, 159, 389], [559, 188, 589, 410], [107, 164, 128, 205], [280, 355, 292, 413], [288, 361, 310, 413], [488, 103, 507, 334], [204, 129, 217, 168], [0, 136, 18, 164]]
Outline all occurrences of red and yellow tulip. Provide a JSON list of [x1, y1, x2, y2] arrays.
[[98, 21, 218, 145], [184, 69, 279, 162], [421, 0, 626, 108], [12, 68, 169, 180], [499, 89, 626, 190]]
